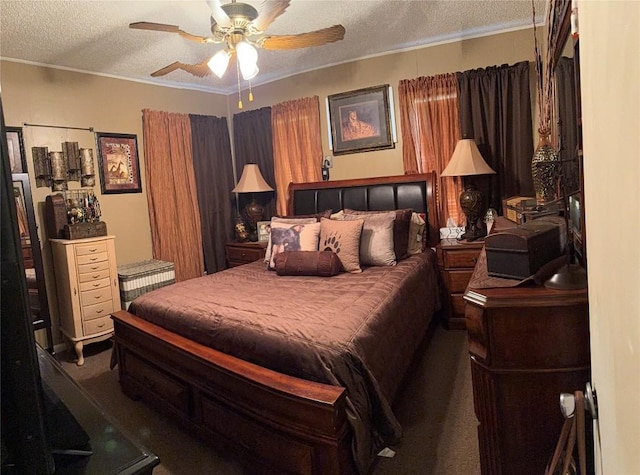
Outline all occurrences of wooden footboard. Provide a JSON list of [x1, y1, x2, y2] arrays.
[[111, 310, 354, 475]]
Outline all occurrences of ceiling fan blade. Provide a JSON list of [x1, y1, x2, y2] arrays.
[[150, 60, 212, 78], [129, 22, 211, 44], [258, 24, 346, 50], [206, 0, 232, 28], [252, 0, 291, 32]]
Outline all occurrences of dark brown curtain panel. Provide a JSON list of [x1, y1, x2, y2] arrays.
[[190, 114, 235, 274], [232, 107, 275, 220], [556, 56, 579, 195], [457, 61, 534, 213], [142, 109, 204, 281]]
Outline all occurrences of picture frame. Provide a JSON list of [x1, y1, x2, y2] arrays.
[[257, 220, 271, 242], [327, 84, 395, 155], [95, 132, 142, 194], [6, 127, 27, 174]]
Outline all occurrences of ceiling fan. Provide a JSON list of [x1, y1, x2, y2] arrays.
[[130, 0, 346, 83]]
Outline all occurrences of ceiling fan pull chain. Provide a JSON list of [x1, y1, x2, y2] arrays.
[[237, 59, 243, 109], [249, 79, 254, 102]]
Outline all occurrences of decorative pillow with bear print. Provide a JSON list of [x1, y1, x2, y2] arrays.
[[319, 217, 364, 273]]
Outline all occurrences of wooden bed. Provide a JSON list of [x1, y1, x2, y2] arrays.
[[111, 172, 440, 474]]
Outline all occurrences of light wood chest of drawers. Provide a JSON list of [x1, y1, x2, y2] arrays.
[[51, 236, 121, 365]]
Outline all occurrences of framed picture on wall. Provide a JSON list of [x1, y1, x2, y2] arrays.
[[95, 132, 142, 194], [6, 127, 27, 174], [327, 84, 395, 155]]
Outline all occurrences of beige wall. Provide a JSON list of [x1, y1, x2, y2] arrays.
[[1, 27, 534, 346], [580, 1, 640, 473]]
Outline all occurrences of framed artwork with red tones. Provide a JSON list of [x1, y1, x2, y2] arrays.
[[96, 132, 142, 194]]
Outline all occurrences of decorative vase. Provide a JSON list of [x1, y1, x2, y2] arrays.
[[233, 216, 250, 242], [531, 133, 560, 205]]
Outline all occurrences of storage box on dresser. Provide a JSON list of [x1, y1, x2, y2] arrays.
[[436, 239, 484, 330], [51, 235, 121, 365]]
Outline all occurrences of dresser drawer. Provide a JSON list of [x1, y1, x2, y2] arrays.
[[80, 286, 112, 307], [77, 252, 108, 266], [78, 268, 110, 283], [82, 300, 114, 321], [75, 241, 108, 256], [80, 277, 110, 293], [443, 248, 481, 268], [226, 245, 265, 264], [78, 259, 110, 275], [83, 314, 114, 335]]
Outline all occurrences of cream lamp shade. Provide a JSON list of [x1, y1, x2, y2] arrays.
[[232, 164, 273, 193], [441, 139, 496, 177], [441, 139, 495, 241]]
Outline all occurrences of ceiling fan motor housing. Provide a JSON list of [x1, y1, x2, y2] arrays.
[[211, 3, 259, 34]]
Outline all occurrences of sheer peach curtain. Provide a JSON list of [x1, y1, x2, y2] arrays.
[[271, 97, 323, 215], [399, 74, 463, 227], [142, 109, 204, 281]]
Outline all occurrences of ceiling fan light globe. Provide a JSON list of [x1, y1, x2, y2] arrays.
[[208, 49, 231, 78], [236, 41, 258, 63], [240, 63, 259, 80]]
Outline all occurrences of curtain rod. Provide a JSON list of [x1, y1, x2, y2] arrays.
[[23, 122, 94, 133]]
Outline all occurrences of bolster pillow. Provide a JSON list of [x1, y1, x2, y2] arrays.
[[274, 251, 342, 277]]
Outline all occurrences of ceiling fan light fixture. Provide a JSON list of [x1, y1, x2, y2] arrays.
[[236, 41, 259, 80], [208, 49, 231, 78]]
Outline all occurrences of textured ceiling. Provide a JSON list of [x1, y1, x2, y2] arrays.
[[0, 0, 545, 95]]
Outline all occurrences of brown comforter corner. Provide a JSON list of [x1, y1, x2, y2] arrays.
[[129, 250, 440, 473]]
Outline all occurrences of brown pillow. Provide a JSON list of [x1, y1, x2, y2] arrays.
[[274, 251, 341, 276], [275, 209, 332, 221], [319, 217, 364, 273], [344, 208, 413, 260]]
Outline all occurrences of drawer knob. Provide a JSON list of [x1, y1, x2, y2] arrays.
[[96, 309, 104, 314], [90, 257, 98, 261], [94, 295, 102, 300], [93, 283, 100, 287], [89, 248, 98, 252], [91, 266, 99, 270]]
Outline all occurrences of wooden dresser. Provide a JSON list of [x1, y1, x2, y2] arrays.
[[51, 236, 121, 365], [464, 284, 590, 475], [436, 239, 484, 329], [225, 241, 267, 267]]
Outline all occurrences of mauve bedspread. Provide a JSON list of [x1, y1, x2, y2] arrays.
[[128, 250, 440, 473]]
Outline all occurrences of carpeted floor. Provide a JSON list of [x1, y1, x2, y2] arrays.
[[58, 325, 479, 474]]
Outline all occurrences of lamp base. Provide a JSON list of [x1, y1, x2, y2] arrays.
[[544, 263, 588, 290], [459, 183, 487, 242]]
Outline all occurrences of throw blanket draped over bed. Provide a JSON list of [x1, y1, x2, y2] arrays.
[[129, 251, 440, 473]]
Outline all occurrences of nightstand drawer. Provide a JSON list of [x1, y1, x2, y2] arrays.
[[225, 243, 267, 266], [445, 269, 475, 293], [443, 248, 481, 268]]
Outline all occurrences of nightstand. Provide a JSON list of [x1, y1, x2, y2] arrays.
[[436, 239, 483, 330], [225, 241, 267, 267]]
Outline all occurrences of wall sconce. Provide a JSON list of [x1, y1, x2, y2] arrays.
[[32, 143, 96, 191], [63, 141, 81, 182], [80, 148, 95, 187], [32, 146, 52, 188], [49, 151, 68, 191]]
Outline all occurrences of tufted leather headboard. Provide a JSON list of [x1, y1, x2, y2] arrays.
[[287, 172, 440, 247]]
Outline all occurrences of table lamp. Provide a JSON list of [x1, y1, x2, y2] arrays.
[[441, 139, 496, 241], [232, 163, 273, 241]]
